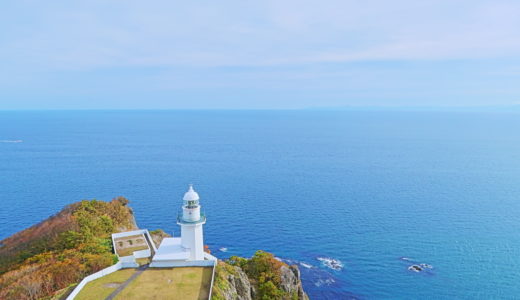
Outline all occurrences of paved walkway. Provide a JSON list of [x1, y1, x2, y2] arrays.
[[105, 265, 148, 300]]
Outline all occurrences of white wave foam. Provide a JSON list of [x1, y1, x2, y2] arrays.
[[299, 262, 313, 269], [219, 247, 228, 252], [317, 257, 343, 271], [420, 263, 433, 269], [0, 140, 23, 143], [314, 278, 336, 287]]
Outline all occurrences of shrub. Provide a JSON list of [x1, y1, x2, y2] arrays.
[[0, 198, 136, 300]]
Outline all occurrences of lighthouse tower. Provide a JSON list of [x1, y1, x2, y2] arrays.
[[178, 184, 206, 260]]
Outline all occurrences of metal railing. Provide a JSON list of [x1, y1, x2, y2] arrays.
[[177, 211, 206, 224]]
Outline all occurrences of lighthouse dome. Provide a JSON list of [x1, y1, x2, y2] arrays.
[[183, 184, 200, 201]]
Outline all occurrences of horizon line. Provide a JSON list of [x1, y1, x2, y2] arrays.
[[0, 104, 519, 112]]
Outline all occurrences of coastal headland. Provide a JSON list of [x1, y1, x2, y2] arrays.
[[0, 198, 308, 300]]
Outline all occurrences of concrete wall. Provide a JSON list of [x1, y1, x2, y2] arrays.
[[133, 249, 151, 259], [119, 255, 135, 263], [66, 262, 123, 300], [69, 229, 157, 299], [143, 229, 158, 252], [68, 229, 215, 299], [150, 252, 217, 268], [67, 255, 217, 299], [204, 252, 218, 261], [207, 260, 217, 300], [121, 261, 139, 268], [111, 229, 158, 255], [150, 259, 215, 268]]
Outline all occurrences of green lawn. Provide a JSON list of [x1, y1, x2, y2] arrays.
[[114, 267, 213, 300], [74, 269, 136, 300]]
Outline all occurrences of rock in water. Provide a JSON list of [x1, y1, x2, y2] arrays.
[[317, 257, 343, 271], [408, 265, 423, 272]]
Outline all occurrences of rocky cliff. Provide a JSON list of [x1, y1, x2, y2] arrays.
[[213, 251, 309, 300]]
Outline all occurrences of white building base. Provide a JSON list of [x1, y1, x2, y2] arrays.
[[150, 237, 217, 268]]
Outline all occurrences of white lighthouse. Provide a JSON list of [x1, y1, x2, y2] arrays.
[[150, 184, 216, 267], [178, 184, 206, 260]]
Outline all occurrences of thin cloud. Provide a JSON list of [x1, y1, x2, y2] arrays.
[[1, 0, 520, 109], [1, 0, 520, 70]]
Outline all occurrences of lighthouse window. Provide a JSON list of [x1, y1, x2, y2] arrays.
[[187, 200, 197, 206]]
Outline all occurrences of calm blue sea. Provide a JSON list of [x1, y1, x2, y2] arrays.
[[1, 110, 520, 299]]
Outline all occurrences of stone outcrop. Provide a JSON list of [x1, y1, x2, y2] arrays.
[[212, 251, 309, 300], [214, 263, 253, 300], [280, 265, 308, 299], [149, 229, 171, 248]]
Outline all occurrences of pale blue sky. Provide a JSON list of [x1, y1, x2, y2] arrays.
[[1, 0, 520, 109]]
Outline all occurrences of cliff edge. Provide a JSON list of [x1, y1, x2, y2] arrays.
[[0, 197, 137, 300], [213, 251, 309, 300], [0, 199, 309, 300]]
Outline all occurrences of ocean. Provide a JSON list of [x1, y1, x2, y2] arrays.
[[1, 110, 519, 299]]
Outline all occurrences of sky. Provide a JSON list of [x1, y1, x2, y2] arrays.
[[1, 0, 520, 110]]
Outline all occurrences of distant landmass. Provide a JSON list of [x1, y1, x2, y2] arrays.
[[305, 104, 520, 112]]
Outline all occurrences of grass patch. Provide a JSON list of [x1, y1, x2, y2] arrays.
[[116, 245, 149, 257], [114, 235, 144, 241], [74, 269, 136, 300], [48, 283, 77, 300], [114, 267, 213, 300], [135, 257, 151, 266]]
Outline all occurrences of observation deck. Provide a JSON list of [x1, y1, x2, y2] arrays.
[[176, 212, 206, 225]]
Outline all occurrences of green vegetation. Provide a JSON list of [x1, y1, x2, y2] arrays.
[[212, 261, 235, 298], [0, 197, 136, 300], [114, 267, 212, 300], [74, 269, 136, 300], [47, 284, 77, 300], [213, 250, 297, 300]]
